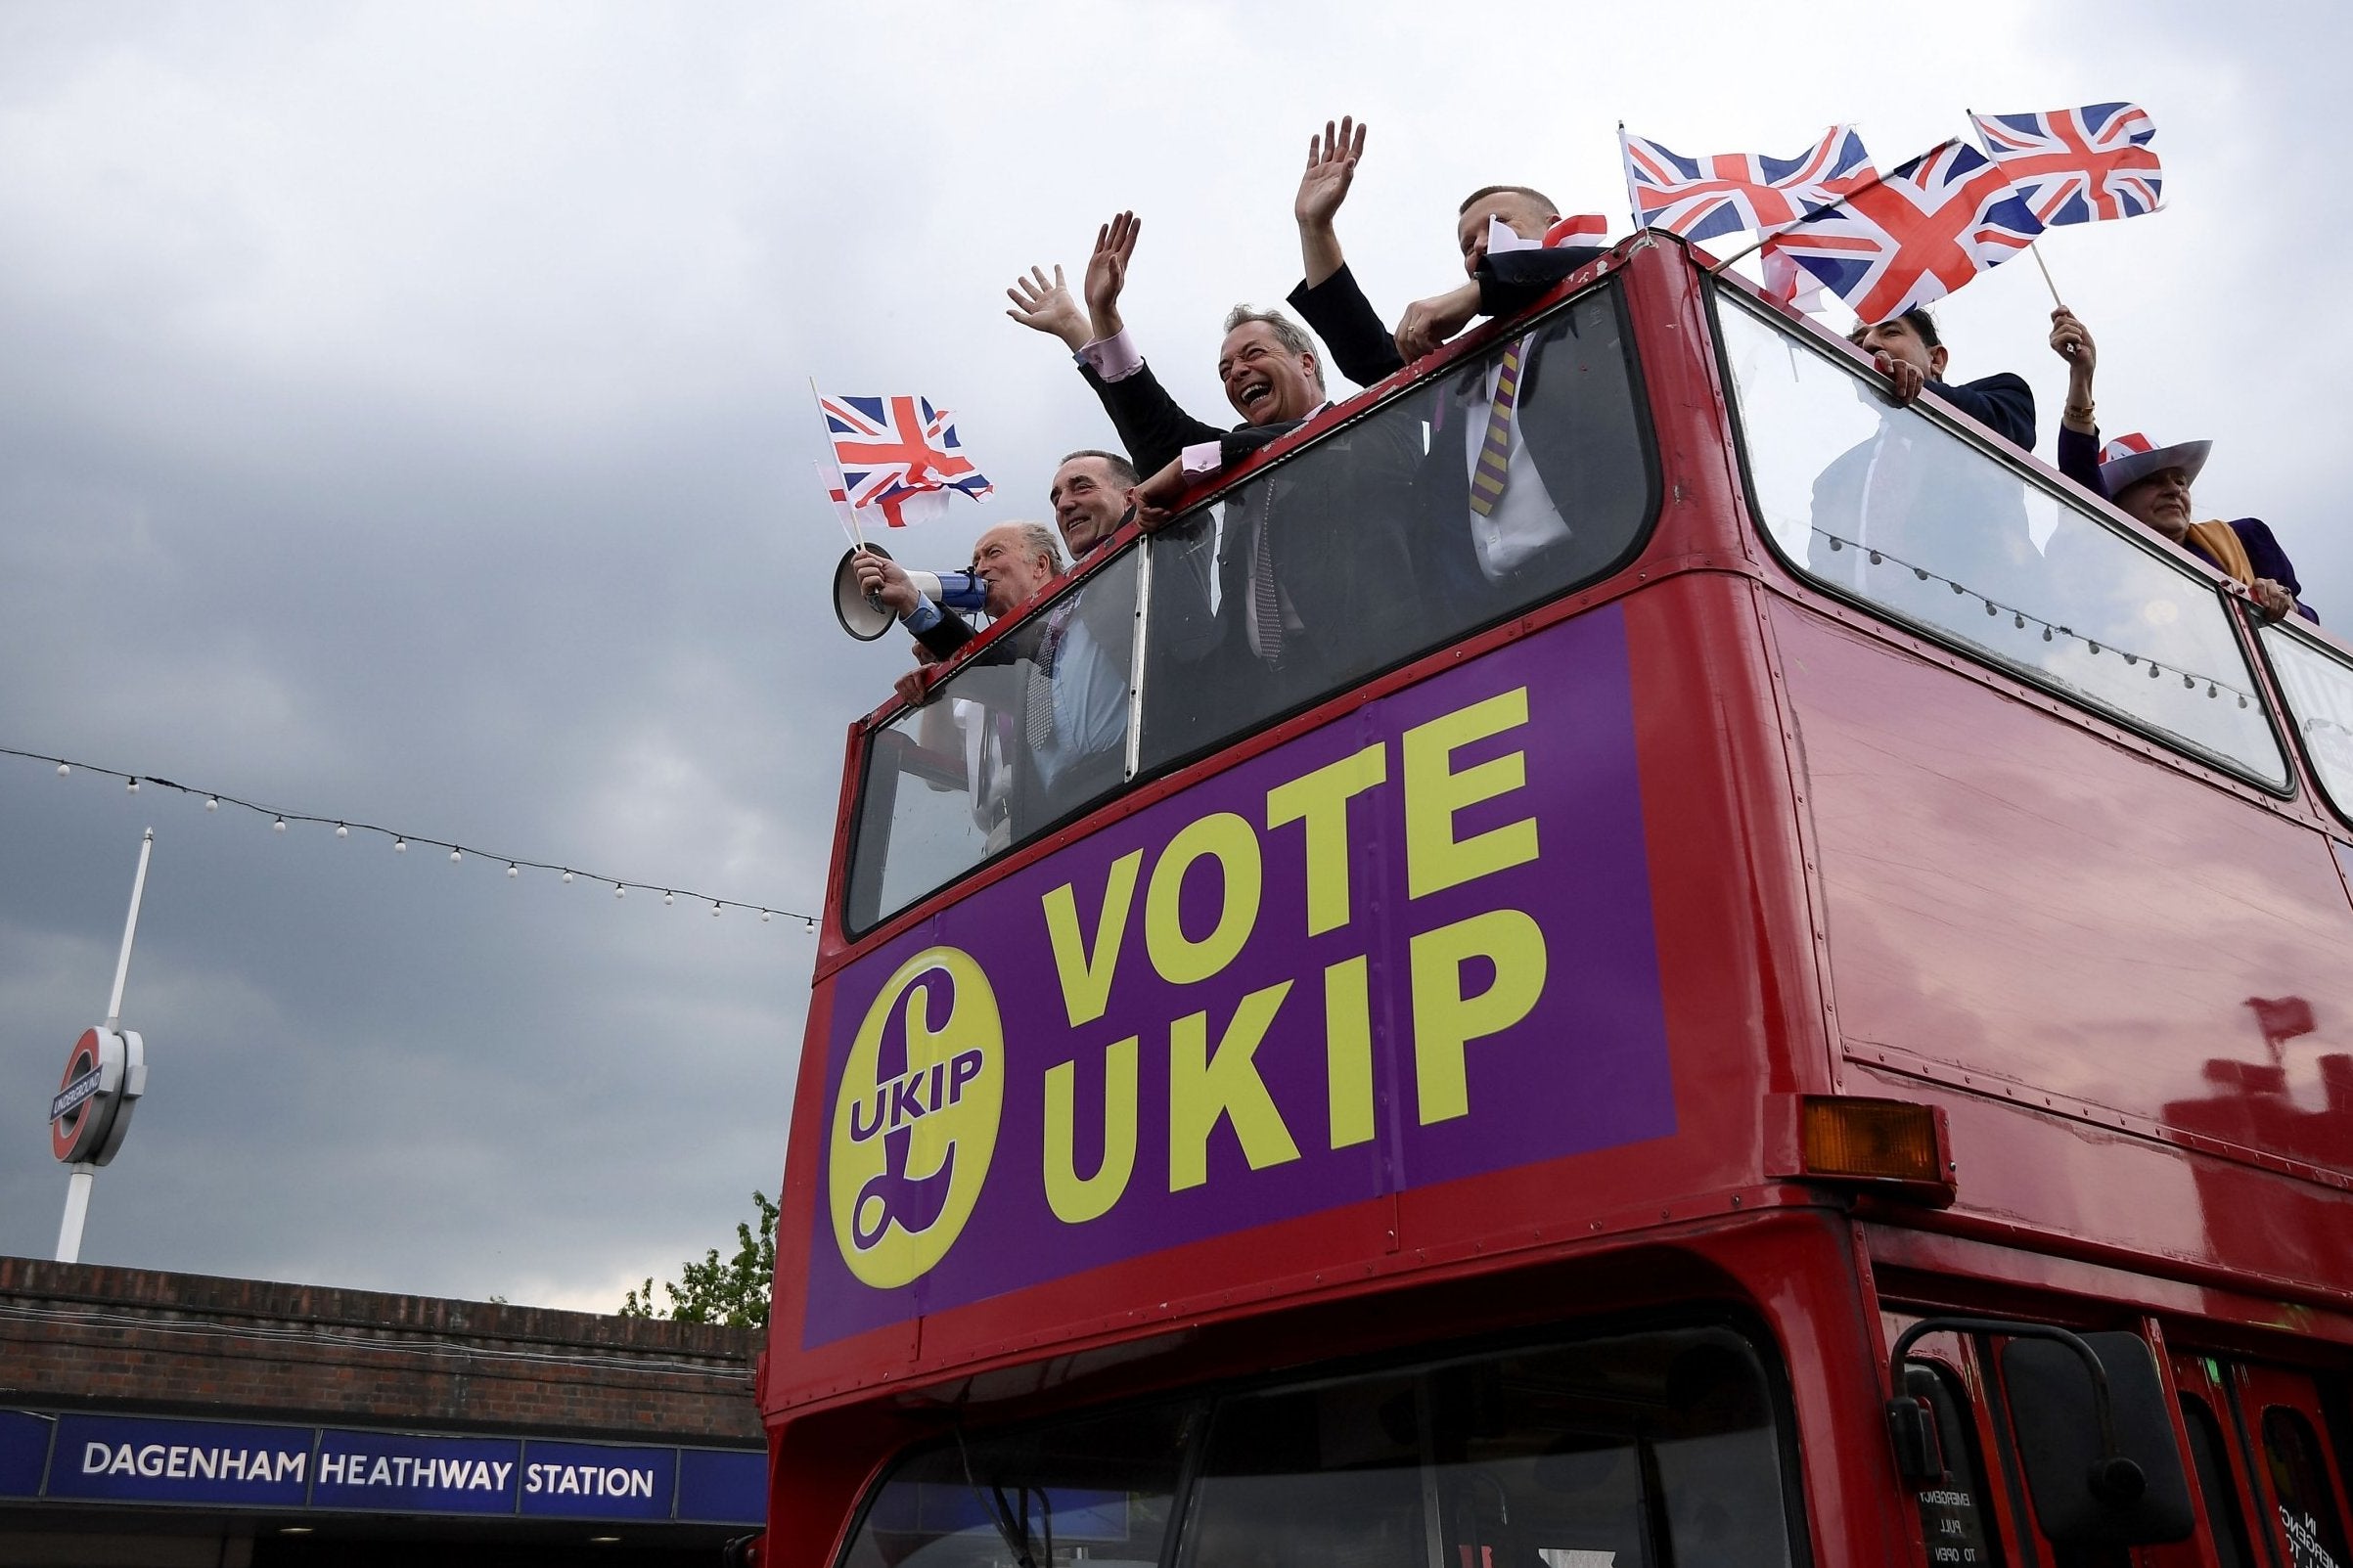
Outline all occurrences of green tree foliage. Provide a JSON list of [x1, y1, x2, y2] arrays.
[[620, 1189, 779, 1328]]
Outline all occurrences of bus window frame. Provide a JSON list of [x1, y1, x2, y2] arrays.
[[2251, 608, 2353, 832], [825, 1305, 1813, 1568], [1703, 280, 2297, 802], [836, 264, 1663, 943]]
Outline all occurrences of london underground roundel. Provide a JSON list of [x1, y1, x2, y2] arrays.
[[50, 1026, 145, 1166]]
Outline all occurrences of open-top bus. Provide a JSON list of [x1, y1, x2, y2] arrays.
[[756, 233, 2353, 1568]]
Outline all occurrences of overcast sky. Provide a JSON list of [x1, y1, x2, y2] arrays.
[[2, 0, 2344, 1312]]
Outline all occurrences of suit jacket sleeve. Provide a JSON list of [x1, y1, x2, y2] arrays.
[[912, 608, 975, 661], [1927, 372, 2035, 451], [1288, 262, 1406, 388], [2229, 518, 2319, 622], [2055, 425, 2105, 499], [1078, 359, 1225, 476], [1474, 246, 1607, 321]]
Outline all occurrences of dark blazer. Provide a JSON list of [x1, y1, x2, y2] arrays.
[[1286, 248, 1609, 392], [1919, 372, 2034, 451], [2055, 426, 2317, 622]]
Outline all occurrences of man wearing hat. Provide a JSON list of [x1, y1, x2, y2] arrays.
[[2049, 309, 2313, 622]]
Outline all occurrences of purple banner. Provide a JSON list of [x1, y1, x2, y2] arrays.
[[805, 607, 1674, 1346]]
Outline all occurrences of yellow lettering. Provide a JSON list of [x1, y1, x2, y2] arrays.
[[1409, 909, 1548, 1124], [1145, 813, 1262, 985], [1168, 981, 1300, 1190], [1323, 956, 1375, 1149], [1265, 742, 1388, 937], [1401, 689, 1538, 899], [1043, 1037, 1139, 1224], [1042, 850, 1144, 1027]]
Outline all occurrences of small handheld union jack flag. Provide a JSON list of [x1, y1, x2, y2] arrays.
[[1620, 124, 1876, 244], [818, 393, 993, 528], [1776, 140, 2045, 324], [1970, 103, 2161, 226]]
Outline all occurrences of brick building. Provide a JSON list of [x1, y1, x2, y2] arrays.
[[0, 1258, 766, 1566]]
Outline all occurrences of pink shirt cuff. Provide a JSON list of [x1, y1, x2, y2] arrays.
[[1181, 441, 1224, 476], [1076, 328, 1144, 383]]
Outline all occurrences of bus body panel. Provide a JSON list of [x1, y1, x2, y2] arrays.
[[1766, 596, 2353, 1194]]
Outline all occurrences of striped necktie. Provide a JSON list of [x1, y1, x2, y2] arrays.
[[1024, 604, 1070, 749], [1248, 483, 1284, 663], [1469, 339, 1524, 517]]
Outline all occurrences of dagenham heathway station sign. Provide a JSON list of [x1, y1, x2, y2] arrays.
[[0, 1409, 762, 1525]]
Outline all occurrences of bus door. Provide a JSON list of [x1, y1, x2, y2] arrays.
[[2231, 1361, 2353, 1568], [1895, 1327, 2018, 1568], [1894, 1321, 2220, 1568]]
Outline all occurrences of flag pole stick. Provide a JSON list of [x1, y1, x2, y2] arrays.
[[1616, 121, 1642, 234], [809, 377, 870, 552], [2027, 242, 2065, 310], [1705, 138, 1960, 274]]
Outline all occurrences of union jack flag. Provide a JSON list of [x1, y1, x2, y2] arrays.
[[1970, 103, 2161, 226], [1542, 211, 1610, 246], [1620, 124, 1876, 243], [1777, 140, 2045, 324], [819, 393, 993, 527]]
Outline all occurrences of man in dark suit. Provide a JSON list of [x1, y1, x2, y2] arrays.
[[1279, 121, 1636, 622], [1283, 118, 1608, 385], [1007, 215, 1425, 741]]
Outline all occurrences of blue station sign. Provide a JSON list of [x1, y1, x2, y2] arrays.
[[1, 1410, 762, 1526]]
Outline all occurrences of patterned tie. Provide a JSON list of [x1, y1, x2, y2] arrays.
[[1469, 339, 1524, 516], [1024, 603, 1070, 749], [1248, 482, 1284, 663]]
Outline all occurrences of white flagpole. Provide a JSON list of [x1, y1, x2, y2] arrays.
[[809, 377, 870, 552], [1617, 122, 1643, 233]]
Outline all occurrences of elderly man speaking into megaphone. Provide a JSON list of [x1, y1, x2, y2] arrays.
[[852, 451, 1146, 848]]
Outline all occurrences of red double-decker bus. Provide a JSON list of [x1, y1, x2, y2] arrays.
[[755, 234, 2353, 1568]]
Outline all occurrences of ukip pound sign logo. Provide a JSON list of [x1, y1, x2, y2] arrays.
[[828, 947, 1003, 1288]]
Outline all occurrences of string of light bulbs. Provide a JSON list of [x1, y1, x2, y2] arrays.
[[3, 745, 822, 931], [1813, 528, 2262, 708]]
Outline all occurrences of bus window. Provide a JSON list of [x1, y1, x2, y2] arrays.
[[2260, 619, 2353, 825], [2178, 1395, 2257, 1568], [2258, 1406, 2351, 1568], [1183, 1370, 1430, 1568], [846, 549, 1140, 931], [1712, 293, 2288, 788], [1903, 1363, 2004, 1567], [1137, 282, 1655, 775], [839, 1402, 1195, 1568], [1180, 1326, 1798, 1568]]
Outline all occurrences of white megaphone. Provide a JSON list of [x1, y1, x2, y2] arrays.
[[832, 545, 993, 642]]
